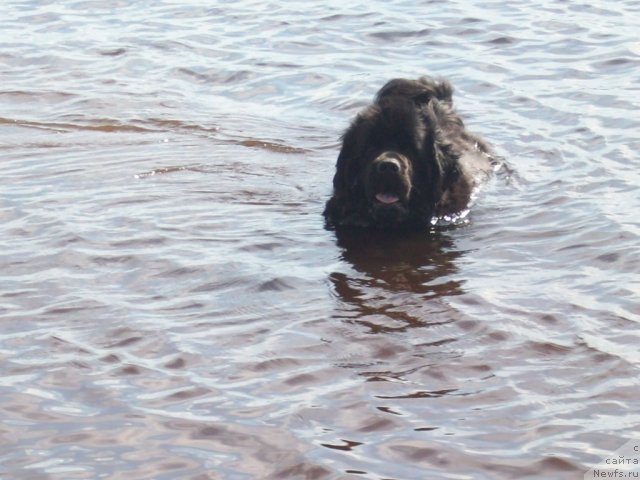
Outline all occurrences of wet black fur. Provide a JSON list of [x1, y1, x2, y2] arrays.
[[323, 76, 492, 230]]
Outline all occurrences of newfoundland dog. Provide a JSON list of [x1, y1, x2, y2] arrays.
[[323, 76, 494, 229]]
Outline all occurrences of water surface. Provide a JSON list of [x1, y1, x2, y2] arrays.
[[1, 1, 639, 479]]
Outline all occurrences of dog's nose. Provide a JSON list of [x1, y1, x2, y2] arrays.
[[376, 157, 401, 174]]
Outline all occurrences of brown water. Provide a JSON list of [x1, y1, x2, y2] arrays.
[[2, 1, 639, 479]]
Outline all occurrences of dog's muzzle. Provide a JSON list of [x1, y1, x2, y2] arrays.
[[369, 152, 412, 205]]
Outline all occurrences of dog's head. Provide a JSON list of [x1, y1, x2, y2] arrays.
[[324, 76, 493, 230], [326, 95, 453, 229]]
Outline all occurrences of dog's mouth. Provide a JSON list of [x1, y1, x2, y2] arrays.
[[375, 193, 401, 205]]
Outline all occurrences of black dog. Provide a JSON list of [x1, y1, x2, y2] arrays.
[[323, 76, 494, 229]]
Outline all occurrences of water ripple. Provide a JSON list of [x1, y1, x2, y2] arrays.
[[1, 0, 639, 478]]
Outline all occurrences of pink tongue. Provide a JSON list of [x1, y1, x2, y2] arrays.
[[376, 193, 400, 204]]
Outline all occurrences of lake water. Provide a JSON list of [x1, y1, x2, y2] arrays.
[[1, 1, 639, 479]]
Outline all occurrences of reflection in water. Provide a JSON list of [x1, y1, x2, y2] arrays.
[[329, 228, 465, 333]]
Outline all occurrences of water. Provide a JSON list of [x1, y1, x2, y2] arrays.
[[1, 1, 639, 479]]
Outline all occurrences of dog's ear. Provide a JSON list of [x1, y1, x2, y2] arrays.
[[332, 112, 372, 195], [326, 118, 370, 227], [424, 99, 460, 200], [332, 127, 358, 194]]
